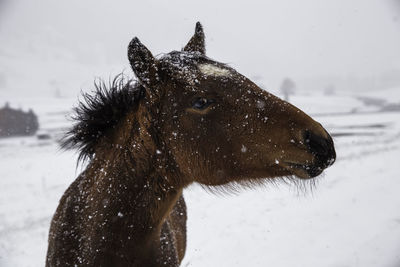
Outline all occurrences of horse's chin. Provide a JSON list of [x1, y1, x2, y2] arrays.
[[281, 162, 324, 179]]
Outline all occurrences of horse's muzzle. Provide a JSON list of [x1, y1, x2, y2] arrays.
[[303, 130, 336, 177]]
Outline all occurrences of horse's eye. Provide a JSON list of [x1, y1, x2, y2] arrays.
[[192, 97, 213, 110]]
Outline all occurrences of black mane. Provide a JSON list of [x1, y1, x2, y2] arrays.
[[62, 74, 145, 162]]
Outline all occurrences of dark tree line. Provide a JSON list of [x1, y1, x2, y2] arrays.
[[0, 103, 39, 137]]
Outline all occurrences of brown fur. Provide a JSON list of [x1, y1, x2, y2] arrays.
[[46, 22, 335, 266]]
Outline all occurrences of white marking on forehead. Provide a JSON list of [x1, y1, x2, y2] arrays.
[[198, 64, 231, 77]]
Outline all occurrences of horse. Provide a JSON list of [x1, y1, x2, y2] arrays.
[[46, 22, 336, 266]]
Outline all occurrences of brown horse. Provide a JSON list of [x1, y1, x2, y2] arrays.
[[46, 22, 335, 266]]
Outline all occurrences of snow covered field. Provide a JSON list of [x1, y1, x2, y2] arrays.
[[0, 91, 399, 267]]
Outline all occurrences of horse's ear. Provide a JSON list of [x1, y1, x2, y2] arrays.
[[128, 37, 159, 90], [183, 22, 206, 55]]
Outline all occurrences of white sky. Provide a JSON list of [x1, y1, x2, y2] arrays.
[[0, 0, 399, 95]]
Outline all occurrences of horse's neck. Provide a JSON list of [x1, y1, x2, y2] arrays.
[[78, 156, 181, 265], [83, 155, 182, 259], [83, 111, 183, 248]]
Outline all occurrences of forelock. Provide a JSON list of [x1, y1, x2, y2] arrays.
[[159, 51, 232, 85], [159, 51, 202, 85]]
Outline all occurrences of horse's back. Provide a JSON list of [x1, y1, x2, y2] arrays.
[[46, 174, 89, 266], [46, 175, 187, 266]]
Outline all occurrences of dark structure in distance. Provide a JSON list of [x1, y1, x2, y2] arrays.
[[0, 103, 39, 137]]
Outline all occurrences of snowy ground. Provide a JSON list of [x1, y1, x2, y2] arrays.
[[1, 91, 400, 267]]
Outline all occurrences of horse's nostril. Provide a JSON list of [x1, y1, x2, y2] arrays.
[[303, 130, 336, 167], [304, 130, 328, 155]]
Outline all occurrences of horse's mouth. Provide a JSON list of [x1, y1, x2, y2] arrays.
[[282, 162, 325, 179]]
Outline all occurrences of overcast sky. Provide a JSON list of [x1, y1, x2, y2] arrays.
[[0, 0, 399, 96]]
